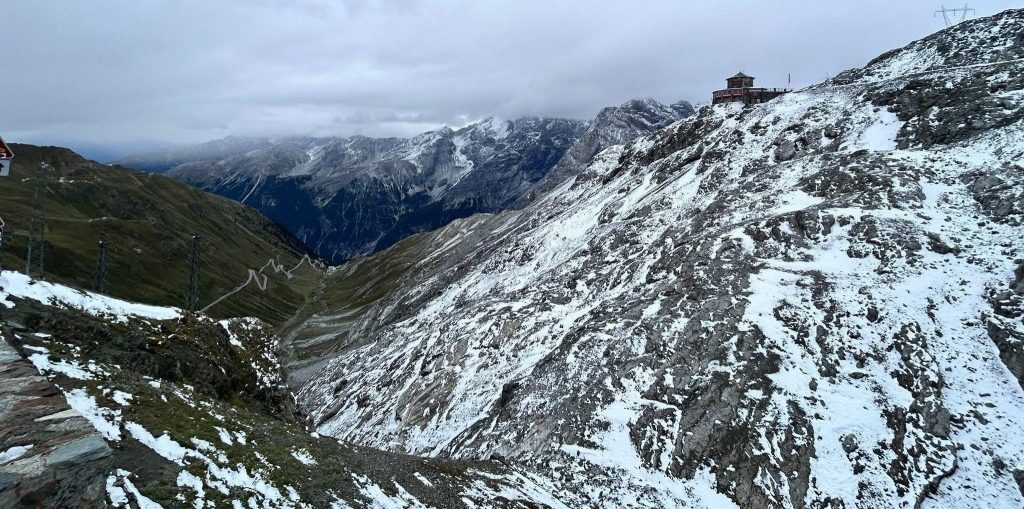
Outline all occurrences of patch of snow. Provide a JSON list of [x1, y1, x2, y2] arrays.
[[412, 472, 432, 487], [106, 476, 129, 506], [291, 449, 317, 465], [215, 426, 234, 446], [27, 352, 99, 380], [66, 388, 121, 440], [177, 470, 206, 506], [109, 471, 163, 505], [112, 390, 134, 406], [0, 444, 34, 465], [351, 474, 428, 509], [0, 270, 180, 321], [854, 108, 903, 150], [126, 421, 187, 463], [219, 320, 245, 347]]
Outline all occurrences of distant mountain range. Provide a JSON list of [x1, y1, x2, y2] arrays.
[[118, 99, 695, 262]]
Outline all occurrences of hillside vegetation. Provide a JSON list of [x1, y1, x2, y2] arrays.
[[0, 144, 321, 325]]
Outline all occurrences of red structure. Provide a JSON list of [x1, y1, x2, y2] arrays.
[[712, 72, 790, 105]]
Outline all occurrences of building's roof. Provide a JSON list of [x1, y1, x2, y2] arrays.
[[730, 72, 754, 79]]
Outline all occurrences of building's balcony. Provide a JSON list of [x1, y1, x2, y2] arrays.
[[712, 87, 790, 99]]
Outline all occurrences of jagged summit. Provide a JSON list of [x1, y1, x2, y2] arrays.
[[294, 9, 1024, 508], [515, 97, 695, 207]]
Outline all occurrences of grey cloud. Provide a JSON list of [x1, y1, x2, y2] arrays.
[[2, 0, 1020, 160]]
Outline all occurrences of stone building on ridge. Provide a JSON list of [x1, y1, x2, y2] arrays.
[[712, 72, 790, 105]]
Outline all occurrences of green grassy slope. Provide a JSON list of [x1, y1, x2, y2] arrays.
[[278, 228, 438, 385], [0, 144, 322, 325], [277, 212, 503, 387]]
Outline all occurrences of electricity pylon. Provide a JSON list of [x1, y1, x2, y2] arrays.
[[94, 240, 110, 294], [934, 4, 975, 27], [25, 163, 49, 280], [186, 235, 202, 311]]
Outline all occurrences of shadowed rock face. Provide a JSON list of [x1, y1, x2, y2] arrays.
[[0, 337, 112, 508], [295, 9, 1024, 508]]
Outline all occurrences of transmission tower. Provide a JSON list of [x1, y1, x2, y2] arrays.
[[25, 163, 50, 280], [94, 240, 110, 294], [934, 4, 975, 27], [186, 235, 202, 311]]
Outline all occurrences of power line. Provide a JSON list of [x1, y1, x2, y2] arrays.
[[26, 163, 50, 280]]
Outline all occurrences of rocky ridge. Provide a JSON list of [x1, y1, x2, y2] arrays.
[[126, 118, 587, 262], [516, 98, 695, 207]]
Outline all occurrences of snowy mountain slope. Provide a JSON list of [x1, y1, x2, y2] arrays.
[[297, 9, 1024, 508], [0, 270, 570, 508], [275, 100, 695, 386]]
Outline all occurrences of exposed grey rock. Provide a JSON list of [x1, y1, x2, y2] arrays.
[[48, 435, 113, 466], [967, 165, 1024, 224], [0, 336, 112, 508]]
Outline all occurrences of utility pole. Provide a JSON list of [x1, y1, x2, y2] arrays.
[[94, 240, 110, 294], [934, 4, 975, 27], [26, 163, 49, 280], [186, 235, 202, 311]]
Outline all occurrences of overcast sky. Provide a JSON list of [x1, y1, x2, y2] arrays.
[[3, 0, 1020, 161]]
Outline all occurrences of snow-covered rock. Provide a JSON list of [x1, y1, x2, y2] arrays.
[[298, 9, 1024, 508]]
